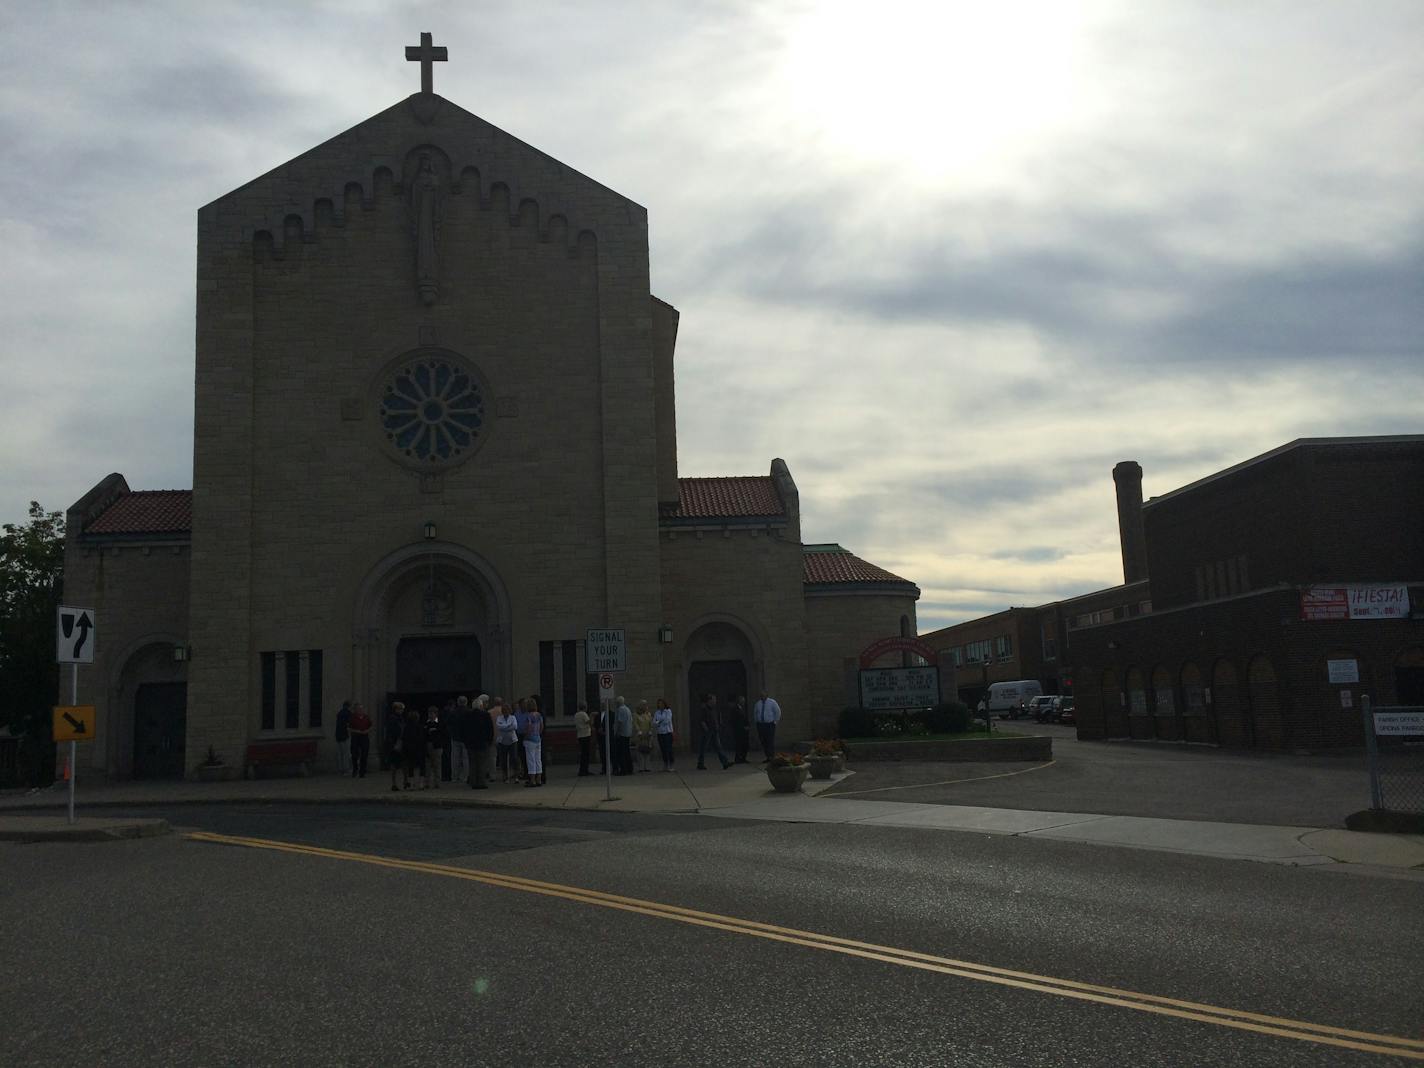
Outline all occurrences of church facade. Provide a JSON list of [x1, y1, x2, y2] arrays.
[[62, 47, 919, 780]]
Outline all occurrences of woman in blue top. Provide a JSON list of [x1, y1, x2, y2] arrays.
[[653, 698, 676, 772], [522, 697, 545, 787]]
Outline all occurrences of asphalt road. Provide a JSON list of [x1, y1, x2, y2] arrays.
[[827, 725, 1373, 827], [4, 803, 1421, 1067]]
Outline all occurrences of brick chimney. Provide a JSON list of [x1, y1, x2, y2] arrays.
[[1113, 461, 1148, 584]]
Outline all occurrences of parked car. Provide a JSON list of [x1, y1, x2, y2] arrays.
[[1053, 696, 1075, 725], [1027, 695, 1057, 722]]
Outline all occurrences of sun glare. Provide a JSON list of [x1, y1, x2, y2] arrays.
[[778, 1, 1093, 183]]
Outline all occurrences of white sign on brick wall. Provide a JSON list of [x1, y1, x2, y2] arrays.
[[586, 629, 626, 673], [1327, 659, 1359, 684]]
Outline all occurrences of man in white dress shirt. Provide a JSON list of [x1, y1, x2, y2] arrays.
[[753, 690, 781, 761]]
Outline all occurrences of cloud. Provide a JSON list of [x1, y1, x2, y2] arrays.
[[1, 1, 1420, 631]]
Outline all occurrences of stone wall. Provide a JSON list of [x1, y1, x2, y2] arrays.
[[804, 591, 919, 738], [658, 527, 809, 741], [189, 95, 668, 775]]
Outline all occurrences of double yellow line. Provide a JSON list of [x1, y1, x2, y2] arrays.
[[186, 831, 1424, 1061]]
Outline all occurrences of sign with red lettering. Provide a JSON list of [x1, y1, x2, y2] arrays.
[[1301, 585, 1409, 622]]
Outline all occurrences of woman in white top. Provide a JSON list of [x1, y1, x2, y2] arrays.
[[652, 698, 675, 772], [494, 701, 519, 783]]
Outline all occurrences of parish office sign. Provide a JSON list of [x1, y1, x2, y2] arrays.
[[1300, 585, 1411, 622]]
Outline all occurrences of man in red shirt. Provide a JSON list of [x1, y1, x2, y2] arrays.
[[348, 703, 373, 778]]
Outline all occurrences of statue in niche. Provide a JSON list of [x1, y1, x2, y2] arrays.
[[421, 578, 455, 626], [411, 152, 440, 305]]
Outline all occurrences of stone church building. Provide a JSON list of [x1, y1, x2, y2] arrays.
[[63, 41, 920, 780]]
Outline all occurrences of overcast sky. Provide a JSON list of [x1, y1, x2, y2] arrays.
[[1, 1, 1419, 629]]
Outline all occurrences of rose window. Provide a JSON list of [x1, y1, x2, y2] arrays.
[[379, 357, 485, 463]]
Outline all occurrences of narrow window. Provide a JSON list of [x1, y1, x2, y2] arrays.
[[284, 650, 300, 729], [561, 641, 579, 717], [538, 641, 555, 717], [260, 652, 275, 731], [308, 650, 323, 728]]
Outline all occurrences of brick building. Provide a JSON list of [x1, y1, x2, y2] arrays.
[[62, 44, 918, 780], [1072, 437, 1424, 749], [924, 438, 1423, 748]]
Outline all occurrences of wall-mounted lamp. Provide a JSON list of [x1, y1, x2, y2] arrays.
[[172, 644, 190, 662], [423, 521, 436, 541], [657, 624, 673, 644]]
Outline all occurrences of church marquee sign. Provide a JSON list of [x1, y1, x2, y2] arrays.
[[858, 666, 942, 712]]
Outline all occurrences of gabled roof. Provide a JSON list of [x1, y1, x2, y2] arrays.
[[661, 477, 785, 522], [84, 491, 192, 536], [803, 544, 918, 591], [1145, 435, 1424, 509]]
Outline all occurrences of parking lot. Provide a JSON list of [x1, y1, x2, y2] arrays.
[[826, 724, 1374, 828]]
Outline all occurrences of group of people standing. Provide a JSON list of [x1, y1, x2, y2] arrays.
[[333, 694, 548, 790], [333, 689, 784, 783]]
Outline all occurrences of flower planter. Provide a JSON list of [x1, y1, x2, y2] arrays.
[[196, 764, 230, 782], [807, 756, 837, 780], [766, 764, 809, 793]]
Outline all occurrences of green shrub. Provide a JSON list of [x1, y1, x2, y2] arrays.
[[838, 706, 874, 737]]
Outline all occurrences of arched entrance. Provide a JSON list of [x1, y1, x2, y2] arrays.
[[353, 542, 511, 722], [1247, 655, 1285, 749], [112, 639, 188, 779], [1212, 659, 1249, 747], [682, 618, 760, 753], [1396, 646, 1424, 705]]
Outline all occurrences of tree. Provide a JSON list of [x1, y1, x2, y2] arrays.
[[0, 502, 65, 786]]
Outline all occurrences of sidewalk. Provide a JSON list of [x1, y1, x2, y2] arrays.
[[3, 766, 1421, 873]]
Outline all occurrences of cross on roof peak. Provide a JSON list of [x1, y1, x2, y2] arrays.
[[405, 32, 448, 96]]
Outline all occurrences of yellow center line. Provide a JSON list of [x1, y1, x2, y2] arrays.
[[185, 830, 1424, 1060]]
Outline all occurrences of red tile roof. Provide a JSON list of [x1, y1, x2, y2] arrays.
[[803, 544, 915, 587], [662, 476, 784, 520], [85, 490, 192, 535]]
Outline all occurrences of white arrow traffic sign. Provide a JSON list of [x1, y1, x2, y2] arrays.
[[57, 606, 97, 664]]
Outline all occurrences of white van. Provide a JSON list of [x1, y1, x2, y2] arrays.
[[984, 680, 1043, 718]]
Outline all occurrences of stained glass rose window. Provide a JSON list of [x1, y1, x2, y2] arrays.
[[378, 356, 485, 463]]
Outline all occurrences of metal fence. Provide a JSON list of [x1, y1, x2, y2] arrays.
[[1362, 697, 1424, 815]]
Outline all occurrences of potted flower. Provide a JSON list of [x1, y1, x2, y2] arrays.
[[197, 745, 228, 782], [807, 739, 840, 780], [766, 752, 809, 793], [810, 737, 848, 774]]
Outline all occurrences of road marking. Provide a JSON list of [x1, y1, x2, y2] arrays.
[[829, 759, 1055, 797], [186, 830, 1424, 1060]]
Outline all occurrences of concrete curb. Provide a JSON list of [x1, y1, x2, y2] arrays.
[[0, 817, 172, 843]]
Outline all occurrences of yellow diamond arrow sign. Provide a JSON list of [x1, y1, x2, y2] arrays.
[[53, 705, 97, 743]]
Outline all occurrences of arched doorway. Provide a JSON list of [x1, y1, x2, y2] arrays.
[[113, 640, 188, 779], [1125, 667, 1148, 739], [1247, 655, 1285, 749], [1151, 664, 1176, 740], [683, 619, 759, 753], [1395, 646, 1424, 705], [1212, 659, 1249, 747], [353, 542, 511, 724], [1180, 662, 1208, 743]]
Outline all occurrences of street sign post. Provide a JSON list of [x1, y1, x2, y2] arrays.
[[598, 672, 615, 704], [55, 605, 96, 824]]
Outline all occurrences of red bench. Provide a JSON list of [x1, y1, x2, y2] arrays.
[[244, 738, 319, 779]]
